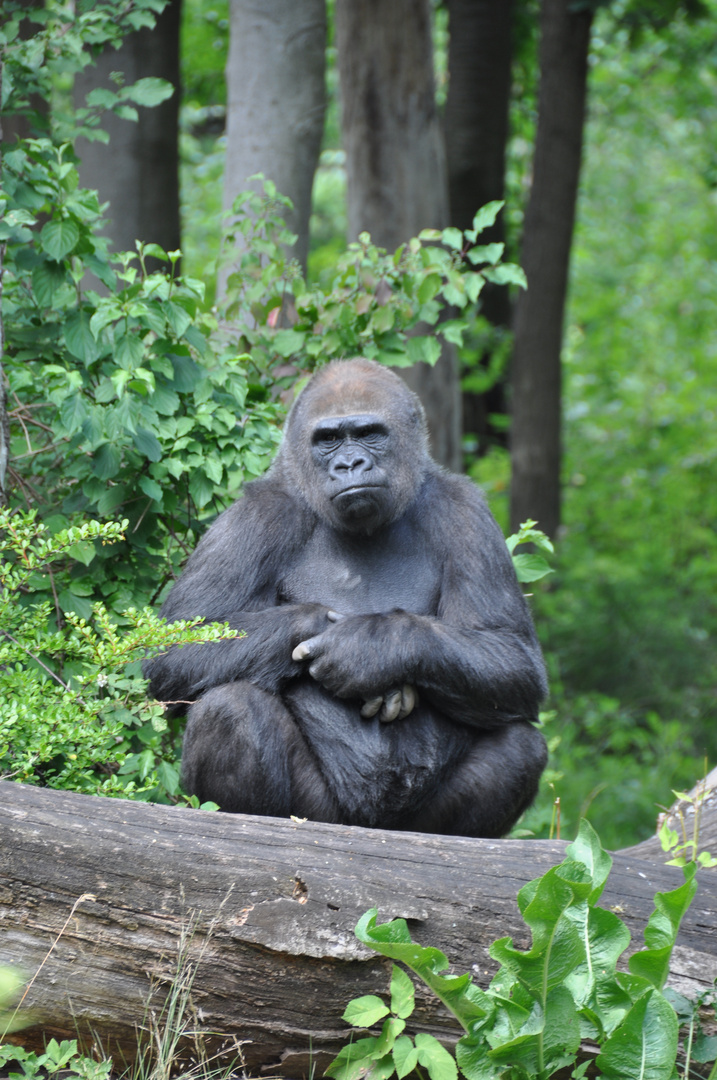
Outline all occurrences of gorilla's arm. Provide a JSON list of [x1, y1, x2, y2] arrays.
[[294, 475, 548, 727], [145, 484, 330, 706]]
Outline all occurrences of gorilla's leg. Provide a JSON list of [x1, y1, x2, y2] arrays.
[[409, 721, 548, 839], [181, 681, 340, 820]]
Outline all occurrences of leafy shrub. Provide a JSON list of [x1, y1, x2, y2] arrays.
[[0, 508, 234, 801]]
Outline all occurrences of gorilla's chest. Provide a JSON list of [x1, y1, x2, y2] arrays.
[[284, 523, 441, 615]]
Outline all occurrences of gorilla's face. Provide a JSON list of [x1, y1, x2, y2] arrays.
[[280, 358, 431, 536], [310, 413, 391, 532]]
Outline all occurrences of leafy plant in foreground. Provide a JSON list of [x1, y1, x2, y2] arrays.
[[327, 820, 708, 1080], [0, 508, 235, 800]]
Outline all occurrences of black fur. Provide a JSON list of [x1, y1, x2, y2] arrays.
[[146, 359, 548, 837]]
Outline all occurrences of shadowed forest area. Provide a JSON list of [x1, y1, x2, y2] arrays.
[[1, 0, 716, 851]]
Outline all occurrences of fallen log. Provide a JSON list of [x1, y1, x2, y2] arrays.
[[1, 778, 716, 1077]]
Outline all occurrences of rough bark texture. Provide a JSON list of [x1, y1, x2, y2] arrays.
[[335, 0, 461, 472], [222, 0, 327, 276], [73, 0, 181, 261], [509, 0, 593, 538], [2, 779, 716, 1077], [444, 0, 513, 451]]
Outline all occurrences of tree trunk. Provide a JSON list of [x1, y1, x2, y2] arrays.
[[444, 0, 513, 452], [73, 0, 182, 262], [2, 779, 716, 1077], [509, 0, 593, 538], [0, 63, 8, 505], [335, 0, 461, 473], [221, 0, 327, 277]]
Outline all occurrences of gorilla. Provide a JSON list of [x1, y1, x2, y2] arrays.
[[146, 358, 548, 837]]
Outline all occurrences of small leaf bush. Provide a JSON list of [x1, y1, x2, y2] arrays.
[[0, 508, 234, 801]]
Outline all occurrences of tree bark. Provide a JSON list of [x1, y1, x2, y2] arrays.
[[335, 0, 461, 472], [73, 0, 182, 262], [509, 0, 593, 538], [0, 62, 8, 505], [221, 0, 327, 277], [2, 779, 716, 1076], [444, 0, 513, 452]]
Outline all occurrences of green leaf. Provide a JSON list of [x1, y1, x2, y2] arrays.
[[512, 554, 554, 583], [165, 301, 192, 338], [41, 218, 80, 260], [596, 989, 678, 1080], [32, 261, 66, 307], [67, 541, 96, 567], [467, 243, 505, 266], [58, 590, 93, 621], [392, 1037, 419, 1080], [482, 264, 528, 289], [417, 273, 442, 304], [342, 995, 390, 1028], [124, 76, 174, 107], [390, 965, 415, 1020], [93, 442, 122, 480], [471, 201, 504, 235], [133, 428, 162, 463], [59, 393, 89, 433], [441, 227, 464, 251], [189, 469, 214, 508], [325, 1036, 381, 1080], [65, 310, 101, 365], [139, 475, 163, 503], [414, 1033, 457, 1080], [628, 868, 698, 990]]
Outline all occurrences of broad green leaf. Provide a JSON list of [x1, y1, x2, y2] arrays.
[[415, 1033, 457, 1080], [93, 442, 122, 480], [58, 590, 93, 621], [124, 76, 174, 107], [483, 263, 528, 289], [596, 989, 678, 1080], [441, 227, 464, 251], [628, 867, 698, 989], [325, 1036, 381, 1080], [489, 867, 585, 997], [65, 310, 101, 365], [165, 300, 192, 338], [41, 217, 80, 260], [139, 475, 163, 503], [189, 469, 214, 508], [133, 428, 163, 463], [32, 261, 66, 307], [512, 553, 554, 583], [467, 243, 505, 266], [116, 334, 144, 370], [59, 393, 89, 433], [393, 1036, 419, 1079], [342, 995, 390, 1028], [66, 541, 96, 567], [156, 760, 179, 795], [417, 272, 442, 304], [390, 965, 415, 1020]]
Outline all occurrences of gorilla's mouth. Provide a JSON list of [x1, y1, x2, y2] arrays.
[[331, 483, 385, 499]]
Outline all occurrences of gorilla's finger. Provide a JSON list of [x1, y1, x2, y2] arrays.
[[292, 640, 315, 662], [398, 684, 418, 719], [360, 696, 384, 718], [380, 689, 403, 723], [327, 610, 346, 622]]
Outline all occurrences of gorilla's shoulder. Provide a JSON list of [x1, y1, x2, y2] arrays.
[[201, 475, 315, 550], [419, 466, 491, 517]]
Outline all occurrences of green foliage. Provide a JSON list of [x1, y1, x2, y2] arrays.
[[506, 520, 554, 585], [0, 508, 234, 801], [2, 138, 282, 611], [0, 1039, 112, 1080], [221, 184, 526, 376], [329, 821, 709, 1080]]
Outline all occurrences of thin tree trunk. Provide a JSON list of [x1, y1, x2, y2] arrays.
[[73, 0, 182, 261], [445, 0, 513, 452], [221, 0, 327, 277], [335, 0, 461, 472], [0, 61, 9, 505], [509, 0, 593, 538]]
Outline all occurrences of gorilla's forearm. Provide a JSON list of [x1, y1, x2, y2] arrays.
[[296, 611, 547, 726], [145, 603, 331, 706]]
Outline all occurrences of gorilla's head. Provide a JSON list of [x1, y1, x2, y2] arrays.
[[279, 359, 431, 534]]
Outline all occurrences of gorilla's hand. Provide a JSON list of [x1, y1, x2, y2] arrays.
[[359, 684, 418, 723], [292, 611, 417, 714]]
